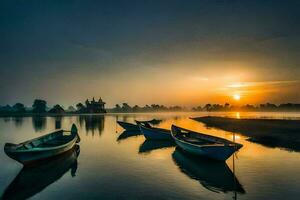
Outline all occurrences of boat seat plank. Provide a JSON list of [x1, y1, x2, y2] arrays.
[[178, 134, 216, 145]]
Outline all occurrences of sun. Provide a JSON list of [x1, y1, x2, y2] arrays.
[[233, 94, 241, 101]]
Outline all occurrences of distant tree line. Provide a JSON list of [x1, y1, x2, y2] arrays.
[[192, 103, 300, 112], [107, 103, 185, 113], [0, 99, 66, 115], [0, 98, 106, 116], [1, 100, 300, 116]]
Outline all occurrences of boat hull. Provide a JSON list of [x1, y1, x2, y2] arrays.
[[173, 138, 237, 161], [117, 121, 139, 131], [171, 125, 242, 161], [140, 125, 172, 140]]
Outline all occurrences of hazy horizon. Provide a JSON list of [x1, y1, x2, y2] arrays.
[[1, 1, 300, 107]]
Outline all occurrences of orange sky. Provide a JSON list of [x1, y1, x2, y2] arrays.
[[1, 1, 299, 107]]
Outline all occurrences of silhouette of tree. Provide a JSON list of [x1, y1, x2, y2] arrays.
[[133, 105, 140, 112], [113, 104, 121, 112], [212, 104, 223, 111], [169, 106, 182, 111], [224, 103, 230, 110], [32, 99, 47, 113], [67, 106, 76, 112], [204, 104, 212, 111], [259, 103, 277, 111], [13, 103, 26, 113], [76, 103, 85, 112], [0, 105, 13, 114], [192, 106, 202, 111], [144, 105, 151, 111], [122, 103, 132, 112]]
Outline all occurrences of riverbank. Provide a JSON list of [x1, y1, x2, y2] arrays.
[[192, 116, 300, 152]]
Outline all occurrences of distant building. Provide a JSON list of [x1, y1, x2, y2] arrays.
[[85, 97, 106, 113], [48, 104, 65, 114]]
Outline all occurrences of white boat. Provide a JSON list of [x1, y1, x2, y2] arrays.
[[171, 125, 242, 161], [138, 123, 172, 140], [4, 124, 80, 165]]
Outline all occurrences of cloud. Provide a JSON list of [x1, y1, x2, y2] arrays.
[[227, 80, 300, 88]]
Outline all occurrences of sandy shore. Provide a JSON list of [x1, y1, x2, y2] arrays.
[[192, 116, 300, 152]]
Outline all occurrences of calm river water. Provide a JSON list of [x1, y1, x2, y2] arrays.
[[1, 112, 300, 200]]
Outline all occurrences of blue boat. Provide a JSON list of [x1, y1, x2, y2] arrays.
[[171, 125, 243, 161], [138, 123, 173, 140]]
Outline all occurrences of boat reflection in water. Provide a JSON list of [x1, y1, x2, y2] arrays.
[[1, 145, 80, 200], [172, 148, 245, 194], [117, 130, 143, 142], [139, 140, 176, 153]]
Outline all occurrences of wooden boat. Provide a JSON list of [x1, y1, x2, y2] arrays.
[[172, 148, 245, 194], [117, 119, 162, 131], [4, 124, 80, 165], [171, 125, 243, 161], [138, 122, 173, 140], [2, 145, 80, 200]]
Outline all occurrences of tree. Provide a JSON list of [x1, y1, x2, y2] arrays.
[[224, 103, 230, 110], [169, 105, 182, 111], [151, 104, 160, 110], [132, 105, 140, 112], [76, 103, 85, 112], [192, 106, 202, 111], [13, 103, 26, 113], [32, 99, 47, 113], [122, 103, 132, 112], [115, 104, 121, 111], [144, 105, 151, 111], [0, 105, 13, 113], [204, 104, 212, 111], [67, 106, 76, 112], [212, 104, 223, 111]]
